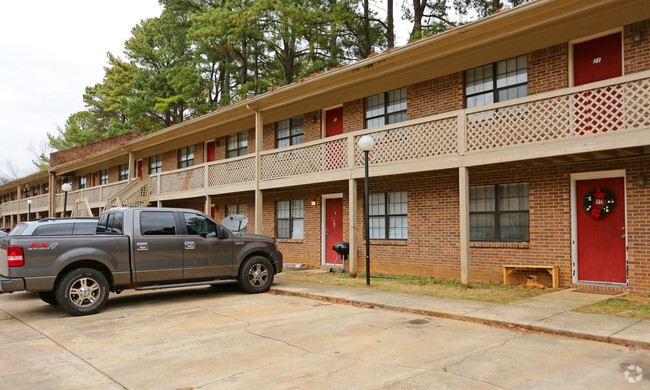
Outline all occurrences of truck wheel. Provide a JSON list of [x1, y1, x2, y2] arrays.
[[37, 291, 58, 306], [56, 268, 109, 316], [238, 256, 274, 294]]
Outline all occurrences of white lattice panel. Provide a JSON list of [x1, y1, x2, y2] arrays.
[[101, 183, 127, 201], [160, 166, 205, 194], [261, 138, 348, 179], [355, 118, 457, 166], [466, 78, 650, 152], [36, 195, 49, 209], [150, 176, 159, 195], [625, 78, 650, 129], [209, 157, 255, 187], [466, 97, 571, 151], [84, 188, 101, 203], [572, 85, 624, 135]]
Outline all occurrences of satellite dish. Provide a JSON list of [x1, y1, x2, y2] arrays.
[[222, 214, 248, 232]]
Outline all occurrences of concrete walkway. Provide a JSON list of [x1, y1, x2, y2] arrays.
[[270, 278, 650, 349]]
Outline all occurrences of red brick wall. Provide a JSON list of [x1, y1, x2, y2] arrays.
[[624, 20, 650, 74], [408, 73, 464, 119], [262, 123, 275, 151], [303, 111, 322, 142], [528, 44, 569, 95], [263, 184, 348, 264], [343, 99, 364, 133], [50, 132, 142, 167]]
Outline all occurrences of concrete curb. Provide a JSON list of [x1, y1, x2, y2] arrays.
[[270, 285, 650, 350]]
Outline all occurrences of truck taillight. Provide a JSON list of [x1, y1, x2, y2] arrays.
[[7, 246, 24, 267]]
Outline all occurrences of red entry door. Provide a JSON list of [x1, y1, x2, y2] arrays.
[[576, 177, 626, 284], [573, 33, 622, 86], [325, 107, 343, 137], [137, 160, 143, 178], [325, 198, 344, 264], [206, 141, 216, 162]]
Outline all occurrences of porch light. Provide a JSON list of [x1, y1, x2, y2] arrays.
[[358, 135, 375, 285]]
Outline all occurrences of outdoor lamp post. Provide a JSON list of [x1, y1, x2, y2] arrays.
[[62, 183, 72, 217], [358, 135, 375, 285], [27, 199, 32, 221]]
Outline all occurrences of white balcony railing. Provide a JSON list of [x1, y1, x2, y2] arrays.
[[2, 73, 649, 219]]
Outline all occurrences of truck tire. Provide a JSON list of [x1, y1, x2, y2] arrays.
[[238, 256, 274, 294], [56, 268, 110, 316], [37, 291, 58, 306]]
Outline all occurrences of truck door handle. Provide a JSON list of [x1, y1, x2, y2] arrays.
[[136, 242, 149, 251], [185, 241, 196, 250]]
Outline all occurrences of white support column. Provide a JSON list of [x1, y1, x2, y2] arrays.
[[254, 109, 264, 235], [204, 195, 211, 215], [128, 152, 135, 181], [459, 166, 470, 285], [348, 178, 358, 276]]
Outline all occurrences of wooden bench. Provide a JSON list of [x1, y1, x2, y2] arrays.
[[503, 265, 559, 289]]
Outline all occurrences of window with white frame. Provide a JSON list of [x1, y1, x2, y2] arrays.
[[178, 146, 194, 168], [276, 116, 304, 148], [100, 169, 108, 185], [79, 176, 86, 189], [149, 154, 162, 174], [276, 200, 304, 239], [364, 87, 407, 129], [465, 55, 527, 109], [469, 182, 529, 242], [226, 203, 248, 232], [226, 131, 248, 158], [118, 164, 128, 181], [369, 191, 408, 240]]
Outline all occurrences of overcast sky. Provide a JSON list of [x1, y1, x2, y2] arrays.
[[0, 1, 413, 180]]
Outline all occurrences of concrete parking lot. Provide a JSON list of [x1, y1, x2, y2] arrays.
[[1, 285, 648, 389]]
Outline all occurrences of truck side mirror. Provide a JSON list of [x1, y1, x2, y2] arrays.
[[218, 228, 229, 239]]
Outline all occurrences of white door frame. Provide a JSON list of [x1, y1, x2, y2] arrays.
[[321, 193, 344, 265], [570, 169, 628, 286], [321, 104, 343, 138]]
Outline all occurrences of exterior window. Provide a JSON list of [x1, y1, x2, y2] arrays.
[[32, 187, 38, 196], [118, 164, 129, 181], [100, 169, 108, 185], [79, 176, 86, 189], [369, 191, 408, 240], [226, 204, 248, 232], [43, 184, 49, 194], [276, 116, 304, 148], [276, 200, 303, 239], [178, 146, 194, 168], [465, 55, 527, 108], [470, 182, 529, 242], [365, 87, 407, 129], [149, 154, 162, 174], [97, 212, 123, 234], [226, 131, 248, 158]]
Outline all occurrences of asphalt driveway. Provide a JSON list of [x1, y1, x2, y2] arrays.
[[1, 286, 648, 389]]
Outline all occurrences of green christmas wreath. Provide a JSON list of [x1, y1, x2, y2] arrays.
[[583, 187, 615, 219]]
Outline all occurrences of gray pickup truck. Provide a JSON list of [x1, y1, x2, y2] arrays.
[[0, 207, 283, 316]]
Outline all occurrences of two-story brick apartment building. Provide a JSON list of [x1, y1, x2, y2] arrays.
[[2, 0, 649, 294]]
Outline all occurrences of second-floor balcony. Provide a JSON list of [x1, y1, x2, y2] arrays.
[[151, 71, 650, 198], [2, 71, 648, 217]]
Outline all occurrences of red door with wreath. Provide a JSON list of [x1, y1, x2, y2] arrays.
[[576, 177, 626, 284]]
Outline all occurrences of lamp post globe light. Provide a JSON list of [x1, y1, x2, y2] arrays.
[[62, 183, 72, 217], [27, 199, 32, 221], [358, 135, 375, 285]]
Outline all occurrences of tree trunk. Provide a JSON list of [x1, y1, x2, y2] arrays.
[[387, 0, 394, 49], [409, 0, 427, 41]]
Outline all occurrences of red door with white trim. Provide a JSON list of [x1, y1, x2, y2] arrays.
[[206, 141, 216, 162], [573, 33, 622, 86], [325, 198, 343, 264], [576, 177, 626, 284], [137, 160, 143, 178], [325, 107, 343, 137]]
